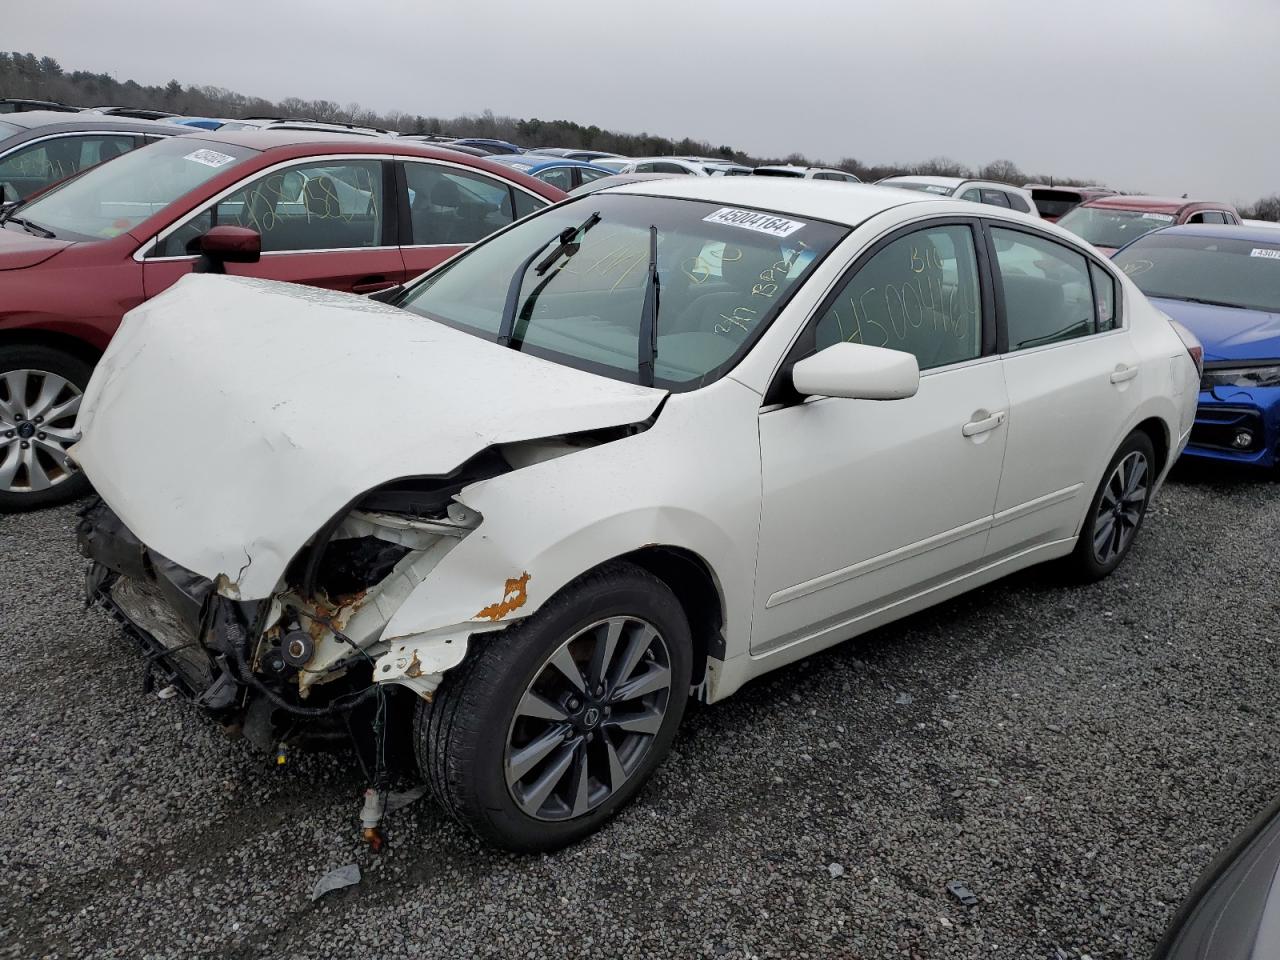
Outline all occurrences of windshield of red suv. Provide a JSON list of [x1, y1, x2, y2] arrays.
[[1057, 205, 1174, 249], [14, 136, 256, 241]]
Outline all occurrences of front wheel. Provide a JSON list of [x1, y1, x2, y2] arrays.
[[416, 561, 692, 852], [1068, 430, 1156, 581], [0, 345, 93, 511]]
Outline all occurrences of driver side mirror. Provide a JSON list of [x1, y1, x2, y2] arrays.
[[790, 342, 920, 401], [192, 225, 261, 274], [0, 181, 18, 205]]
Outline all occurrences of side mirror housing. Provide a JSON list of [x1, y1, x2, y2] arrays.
[[193, 225, 261, 274], [790, 342, 920, 401]]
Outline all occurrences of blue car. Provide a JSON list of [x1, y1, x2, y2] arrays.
[[1113, 223, 1280, 467], [483, 154, 616, 193]]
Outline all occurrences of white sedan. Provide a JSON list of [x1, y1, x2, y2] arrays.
[[73, 179, 1200, 852]]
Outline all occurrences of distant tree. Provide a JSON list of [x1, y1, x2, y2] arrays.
[[1240, 194, 1280, 222], [978, 159, 1024, 184]]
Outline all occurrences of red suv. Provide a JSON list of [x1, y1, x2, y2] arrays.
[[0, 131, 565, 508], [1056, 194, 1241, 255]]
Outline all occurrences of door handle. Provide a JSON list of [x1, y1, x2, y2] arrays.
[[962, 410, 1006, 437], [352, 277, 398, 294], [1109, 364, 1139, 384]]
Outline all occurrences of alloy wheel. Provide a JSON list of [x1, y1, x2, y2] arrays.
[[504, 616, 672, 822], [1092, 450, 1148, 565], [0, 368, 83, 494]]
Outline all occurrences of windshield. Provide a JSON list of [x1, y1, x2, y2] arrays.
[[398, 194, 847, 389], [1057, 205, 1174, 249], [0, 119, 20, 137], [1031, 190, 1083, 219], [1114, 233, 1280, 314], [14, 137, 256, 241]]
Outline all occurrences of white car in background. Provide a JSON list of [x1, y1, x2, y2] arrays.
[[74, 179, 1199, 852], [754, 164, 861, 183], [621, 156, 749, 176], [879, 175, 1039, 216]]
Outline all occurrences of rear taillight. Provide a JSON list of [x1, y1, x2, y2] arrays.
[[1168, 318, 1204, 377]]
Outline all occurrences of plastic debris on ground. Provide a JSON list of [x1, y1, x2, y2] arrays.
[[311, 863, 361, 901]]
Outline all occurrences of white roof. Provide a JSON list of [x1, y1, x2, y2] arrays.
[[881, 175, 966, 187], [607, 177, 938, 226]]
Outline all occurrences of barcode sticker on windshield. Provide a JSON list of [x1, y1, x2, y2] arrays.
[[703, 208, 807, 238], [1140, 213, 1175, 222], [183, 149, 236, 168], [1251, 248, 1280, 260]]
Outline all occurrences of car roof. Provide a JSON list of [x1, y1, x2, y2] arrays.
[[605, 177, 943, 226], [165, 130, 569, 185], [487, 155, 608, 171], [178, 128, 406, 151], [0, 111, 192, 136], [1082, 194, 1221, 213], [882, 175, 965, 187], [1144, 223, 1280, 244]]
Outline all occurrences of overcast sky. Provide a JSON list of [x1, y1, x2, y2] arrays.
[[12, 0, 1279, 201]]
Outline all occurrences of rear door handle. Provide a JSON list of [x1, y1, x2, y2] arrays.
[[1109, 364, 1139, 384], [352, 277, 398, 294], [962, 410, 1006, 437]]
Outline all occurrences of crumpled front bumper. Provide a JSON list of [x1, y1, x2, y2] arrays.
[[77, 499, 262, 716]]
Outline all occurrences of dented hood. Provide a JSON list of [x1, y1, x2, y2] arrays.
[[73, 275, 666, 599]]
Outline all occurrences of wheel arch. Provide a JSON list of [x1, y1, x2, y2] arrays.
[[614, 545, 725, 693], [1132, 415, 1171, 478], [0, 327, 103, 369]]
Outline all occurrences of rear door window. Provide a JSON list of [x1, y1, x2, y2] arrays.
[[980, 189, 1011, 208], [404, 162, 517, 245], [991, 227, 1097, 350]]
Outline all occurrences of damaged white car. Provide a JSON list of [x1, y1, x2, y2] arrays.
[[73, 178, 1200, 851]]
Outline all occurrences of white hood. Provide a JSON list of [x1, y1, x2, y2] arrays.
[[73, 275, 665, 599]]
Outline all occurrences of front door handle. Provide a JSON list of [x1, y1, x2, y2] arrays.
[[352, 276, 398, 294], [962, 410, 1006, 437], [1109, 364, 1139, 384]]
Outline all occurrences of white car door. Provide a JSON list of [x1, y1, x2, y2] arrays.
[[752, 220, 1010, 655], [983, 224, 1141, 558]]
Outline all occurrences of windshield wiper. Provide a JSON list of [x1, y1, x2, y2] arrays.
[[496, 212, 601, 348], [636, 225, 660, 388], [1156, 295, 1240, 310], [2, 215, 54, 239]]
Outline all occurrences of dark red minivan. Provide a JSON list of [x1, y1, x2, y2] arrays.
[[0, 130, 565, 508]]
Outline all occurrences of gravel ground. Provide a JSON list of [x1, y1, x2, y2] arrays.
[[2, 465, 1277, 960]]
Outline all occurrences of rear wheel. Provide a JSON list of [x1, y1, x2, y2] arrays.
[[0, 345, 92, 511], [1069, 431, 1156, 581], [416, 561, 692, 852]]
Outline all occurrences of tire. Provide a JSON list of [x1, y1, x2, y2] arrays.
[[0, 345, 94, 512], [1068, 430, 1157, 582], [416, 560, 692, 852]]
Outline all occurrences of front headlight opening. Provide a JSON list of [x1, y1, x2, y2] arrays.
[[1202, 364, 1280, 391]]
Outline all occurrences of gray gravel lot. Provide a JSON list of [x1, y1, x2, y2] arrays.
[[2, 466, 1277, 959]]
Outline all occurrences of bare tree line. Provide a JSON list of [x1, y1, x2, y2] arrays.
[[3, 51, 1275, 218]]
